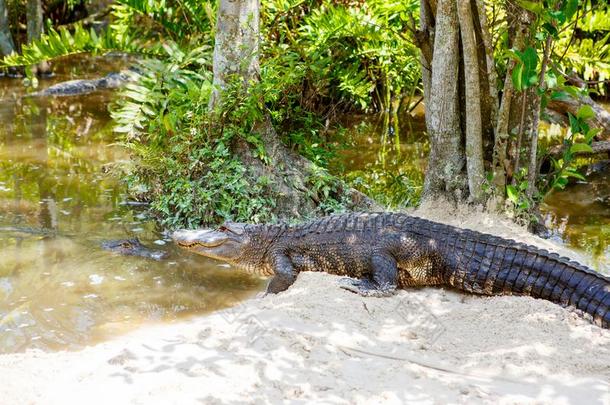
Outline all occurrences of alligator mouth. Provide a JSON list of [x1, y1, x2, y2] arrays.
[[172, 229, 229, 249], [176, 240, 224, 248]]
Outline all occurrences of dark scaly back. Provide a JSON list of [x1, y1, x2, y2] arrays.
[[402, 216, 610, 329]]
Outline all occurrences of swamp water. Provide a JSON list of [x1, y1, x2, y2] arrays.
[[0, 57, 262, 353], [0, 58, 607, 353]]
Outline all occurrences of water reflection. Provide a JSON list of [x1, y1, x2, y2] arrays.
[[0, 59, 263, 353], [333, 111, 428, 207], [542, 168, 610, 271]]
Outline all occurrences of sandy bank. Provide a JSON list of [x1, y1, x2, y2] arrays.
[[1, 205, 609, 404]]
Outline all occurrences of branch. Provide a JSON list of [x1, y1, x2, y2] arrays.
[[548, 141, 610, 158]]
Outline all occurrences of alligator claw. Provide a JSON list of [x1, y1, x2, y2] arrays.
[[338, 278, 395, 298]]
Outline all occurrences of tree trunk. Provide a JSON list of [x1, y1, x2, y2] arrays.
[[0, 0, 15, 57], [422, 0, 465, 200], [418, 0, 434, 120], [492, 60, 514, 192], [458, 0, 485, 203], [209, 0, 260, 110], [26, 0, 51, 76], [525, 35, 552, 198], [210, 0, 376, 220]]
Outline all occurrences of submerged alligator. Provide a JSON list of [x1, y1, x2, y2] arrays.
[[101, 238, 168, 260], [27, 71, 132, 97], [173, 212, 610, 329]]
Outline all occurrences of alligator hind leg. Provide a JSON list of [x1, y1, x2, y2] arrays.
[[339, 252, 397, 297]]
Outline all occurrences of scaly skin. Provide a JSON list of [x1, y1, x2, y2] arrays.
[[173, 212, 610, 328]]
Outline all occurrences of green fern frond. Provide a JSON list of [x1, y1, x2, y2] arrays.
[[1, 23, 158, 68]]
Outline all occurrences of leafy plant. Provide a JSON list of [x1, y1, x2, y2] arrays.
[[543, 104, 600, 192]]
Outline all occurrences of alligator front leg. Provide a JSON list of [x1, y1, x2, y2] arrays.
[[266, 253, 297, 294], [340, 252, 398, 297]]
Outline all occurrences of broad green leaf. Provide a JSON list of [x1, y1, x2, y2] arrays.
[[517, 0, 544, 15], [563, 170, 586, 181], [586, 128, 602, 142], [551, 90, 569, 100], [506, 185, 519, 204], [569, 143, 593, 154], [512, 63, 523, 91], [554, 177, 569, 189], [568, 113, 580, 135], [521, 46, 538, 79], [576, 105, 595, 120], [564, 0, 578, 21]]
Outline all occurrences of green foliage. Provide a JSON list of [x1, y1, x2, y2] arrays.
[[542, 104, 600, 193], [556, 2, 610, 95], [1, 0, 215, 69], [114, 48, 276, 227], [509, 46, 538, 91], [262, 0, 421, 112], [110, 0, 215, 44], [346, 168, 421, 209], [504, 168, 538, 224], [1, 23, 148, 68]]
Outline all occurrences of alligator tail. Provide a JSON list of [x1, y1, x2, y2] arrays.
[[444, 230, 610, 328]]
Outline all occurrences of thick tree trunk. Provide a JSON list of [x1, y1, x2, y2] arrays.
[[26, 0, 51, 76], [210, 0, 376, 219], [458, 0, 485, 203], [471, 0, 497, 162], [422, 0, 465, 200], [0, 0, 15, 57], [209, 0, 260, 110]]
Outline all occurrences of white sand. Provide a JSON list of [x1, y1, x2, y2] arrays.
[[1, 205, 609, 405]]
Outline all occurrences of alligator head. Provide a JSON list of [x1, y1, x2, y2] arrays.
[[172, 221, 252, 262], [101, 238, 168, 260], [173, 222, 279, 275]]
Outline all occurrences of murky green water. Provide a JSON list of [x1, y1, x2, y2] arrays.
[[334, 108, 610, 274], [0, 57, 262, 353]]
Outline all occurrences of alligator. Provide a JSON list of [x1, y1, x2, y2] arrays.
[[101, 238, 168, 260], [27, 71, 132, 97], [173, 212, 610, 328]]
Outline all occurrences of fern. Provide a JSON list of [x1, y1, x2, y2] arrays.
[[1, 22, 158, 68]]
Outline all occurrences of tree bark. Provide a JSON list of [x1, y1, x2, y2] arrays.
[[492, 60, 514, 192], [209, 0, 260, 110], [0, 0, 15, 57], [418, 0, 435, 118], [422, 0, 465, 200], [458, 0, 485, 203], [474, 0, 499, 129], [26, 0, 51, 76], [526, 35, 552, 198], [209, 0, 376, 220]]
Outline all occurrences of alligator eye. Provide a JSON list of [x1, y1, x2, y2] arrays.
[[218, 225, 228, 232]]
